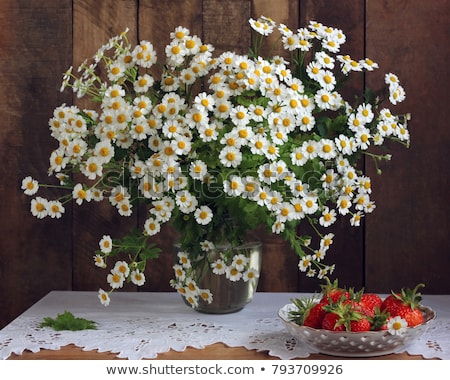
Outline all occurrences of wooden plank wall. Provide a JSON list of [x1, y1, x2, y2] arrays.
[[1, 0, 448, 329]]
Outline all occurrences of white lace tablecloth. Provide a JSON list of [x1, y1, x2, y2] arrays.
[[1, 291, 449, 360]]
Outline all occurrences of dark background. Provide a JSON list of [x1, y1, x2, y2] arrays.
[[1, 0, 448, 329]]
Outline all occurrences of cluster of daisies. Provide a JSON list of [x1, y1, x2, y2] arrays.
[[171, 245, 260, 308], [22, 16, 409, 306]]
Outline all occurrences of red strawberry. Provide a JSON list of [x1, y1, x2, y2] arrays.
[[322, 312, 345, 331], [359, 293, 383, 315], [398, 307, 424, 327], [303, 302, 327, 329], [320, 277, 350, 304], [381, 284, 425, 327], [350, 317, 371, 332], [341, 300, 372, 331], [322, 299, 367, 332], [289, 296, 326, 328]]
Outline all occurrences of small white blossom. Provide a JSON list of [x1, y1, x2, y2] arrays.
[[387, 316, 408, 336]]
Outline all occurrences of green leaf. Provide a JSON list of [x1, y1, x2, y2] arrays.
[[40, 311, 97, 331], [109, 228, 162, 262]]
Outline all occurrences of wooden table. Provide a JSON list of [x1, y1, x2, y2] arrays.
[[8, 343, 426, 360], [3, 291, 446, 360]]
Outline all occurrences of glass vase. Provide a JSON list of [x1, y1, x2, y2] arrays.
[[174, 241, 262, 314]]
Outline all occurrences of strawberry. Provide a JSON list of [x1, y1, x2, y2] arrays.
[[350, 316, 371, 332], [322, 311, 345, 331], [303, 302, 327, 329], [401, 308, 424, 327], [289, 296, 325, 328], [322, 299, 369, 332], [320, 277, 350, 304], [342, 300, 372, 332], [359, 293, 383, 315], [381, 283, 425, 327]]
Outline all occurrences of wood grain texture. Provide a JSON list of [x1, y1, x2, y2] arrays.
[[1, 0, 449, 330], [0, 0, 73, 328], [296, 0, 366, 292], [136, 0, 204, 291], [6, 343, 429, 360], [71, 0, 139, 291], [364, 0, 450, 293], [203, 0, 252, 55]]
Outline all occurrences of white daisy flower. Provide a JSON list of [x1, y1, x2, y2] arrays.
[[130, 270, 146, 286], [99, 235, 113, 254], [177, 251, 191, 269], [22, 176, 39, 196], [232, 254, 249, 271], [144, 217, 161, 236], [173, 264, 186, 281], [223, 175, 244, 197], [93, 254, 106, 268], [320, 233, 335, 251], [117, 199, 133, 217], [243, 268, 259, 282], [350, 211, 363, 226], [337, 195, 352, 215], [249, 17, 275, 36], [98, 289, 110, 306], [317, 70, 336, 91], [197, 123, 218, 142], [387, 316, 408, 336], [225, 266, 243, 282], [194, 205, 213, 225], [200, 240, 215, 251], [389, 84, 406, 105], [219, 146, 242, 168], [72, 183, 92, 205], [113, 261, 130, 278], [47, 200, 65, 218], [107, 270, 125, 289], [189, 160, 208, 180], [81, 156, 103, 180], [319, 207, 337, 227], [132, 40, 157, 68], [198, 289, 213, 304], [211, 259, 226, 275], [49, 149, 69, 172], [298, 255, 312, 272], [185, 277, 200, 294]]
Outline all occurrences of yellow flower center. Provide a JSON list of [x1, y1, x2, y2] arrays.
[[226, 138, 236, 146], [323, 144, 332, 153], [88, 162, 98, 173], [393, 321, 403, 330], [245, 183, 255, 192], [226, 152, 235, 161], [218, 104, 228, 113], [236, 111, 245, 120]]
